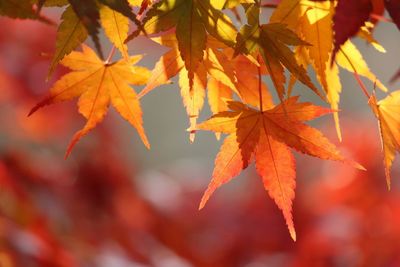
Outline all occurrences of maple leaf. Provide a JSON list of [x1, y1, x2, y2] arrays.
[[127, 0, 238, 89], [270, 0, 387, 140], [48, 0, 142, 76], [369, 90, 400, 189], [58, 0, 142, 64], [30, 45, 150, 157], [197, 97, 364, 241], [236, 4, 322, 103], [297, 2, 344, 139], [332, 0, 372, 61], [100, 4, 130, 59], [48, 5, 88, 77], [132, 0, 237, 46]]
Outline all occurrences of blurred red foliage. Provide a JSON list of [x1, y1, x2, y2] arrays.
[[1, 17, 400, 267]]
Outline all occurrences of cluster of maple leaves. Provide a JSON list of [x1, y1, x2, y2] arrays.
[[0, 0, 399, 240]]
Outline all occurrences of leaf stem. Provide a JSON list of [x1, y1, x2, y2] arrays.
[[338, 47, 371, 99], [261, 3, 278, 8], [105, 46, 116, 64]]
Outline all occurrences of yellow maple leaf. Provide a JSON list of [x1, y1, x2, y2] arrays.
[[100, 4, 130, 59], [336, 41, 388, 92], [369, 90, 400, 189], [48, 5, 88, 77], [271, 0, 388, 141]]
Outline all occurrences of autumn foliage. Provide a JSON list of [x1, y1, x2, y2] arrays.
[[1, 0, 400, 244]]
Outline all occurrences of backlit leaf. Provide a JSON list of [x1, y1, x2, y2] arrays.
[[100, 4, 130, 59], [369, 91, 400, 189], [197, 98, 363, 240], [48, 5, 88, 77], [30, 45, 150, 156]]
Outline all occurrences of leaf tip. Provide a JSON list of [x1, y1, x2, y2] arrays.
[[198, 193, 209, 210], [199, 184, 217, 210], [144, 140, 151, 150], [198, 201, 205, 211], [336, 129, 343, 142], [289, 226, 297, 242], [65, 141, 77, 159], [65, 130, 84, 159], [28, 98, 49, 117], [189, 123, 196, 143], [46, 65, 56, 81], [385, 168, 391, 191], [27, 107, 37, 117], [352, 161, 366, 171], [137, 129, 151, 150], [333, 113, 342, 142]]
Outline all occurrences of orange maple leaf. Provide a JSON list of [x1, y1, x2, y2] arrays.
[[197, 97, 364, 241], [29, 45, 150, 157]]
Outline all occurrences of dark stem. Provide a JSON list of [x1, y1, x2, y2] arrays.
[[261, 3, 278, 8]]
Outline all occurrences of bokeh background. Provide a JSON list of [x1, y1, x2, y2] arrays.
[[0, 4, 400, 267]]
